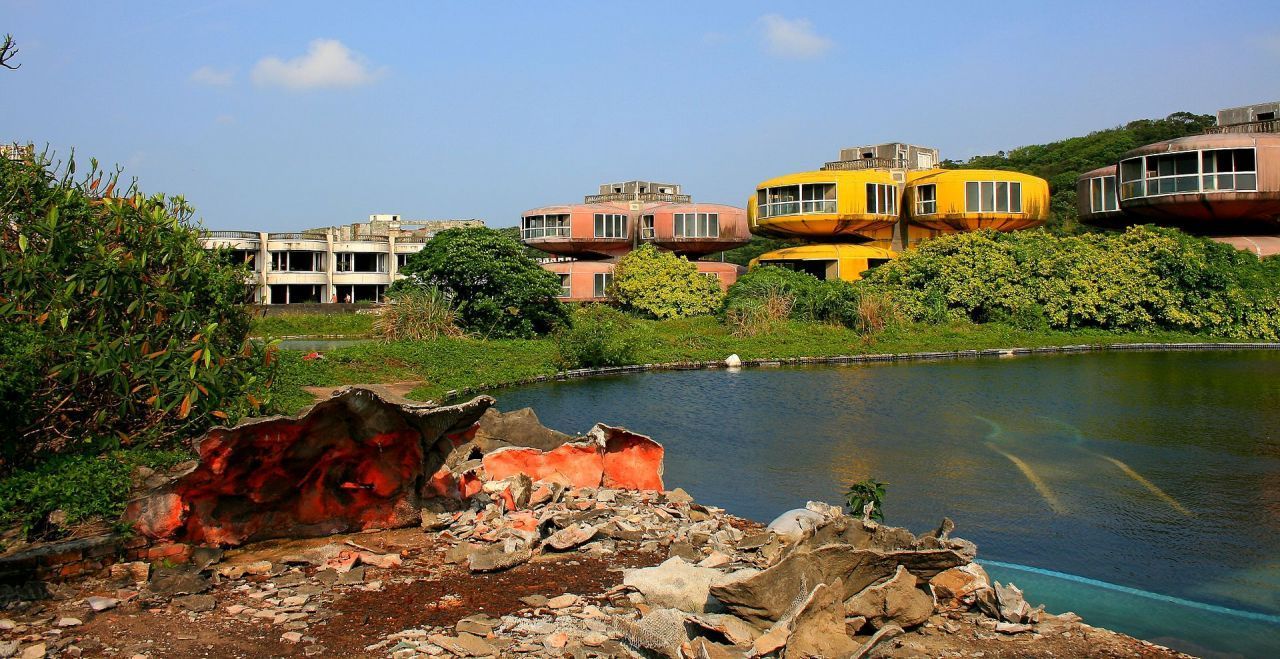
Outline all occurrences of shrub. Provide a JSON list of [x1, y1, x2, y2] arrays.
[[374, 287, 462, 341], [860, 226, 1280, 338], [845, 478, 888, 522], [723, 266, 895, 334], [392, 227, 570, 339], [555, 305, 638, 368], [610, 245, 723, 319], [0, 154, 276, 469], [724, 287, 794, 337]]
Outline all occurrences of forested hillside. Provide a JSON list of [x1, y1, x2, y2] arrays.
[[944, 111, 1217, 231]]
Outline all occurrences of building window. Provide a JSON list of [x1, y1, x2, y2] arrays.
[[593, 213, 627, 238], [865, 183, 897, 215], [593, 272, 613, 298], [640, 215, 655, 239], [674, 213, 720, 238], [1119, 148, 1257, 201], [269, 250, 324, 272], [1088, 176, 1119, 213], [757, 183, 834, 218], [557, 274, 571, 298], [521, 214, 570, 239], [964, 181, 1023, 213], [915, 184, 937, 215], [396, 253, 411, 268], [335, 252, 386, 273], [1202, 149, 1257, 192]]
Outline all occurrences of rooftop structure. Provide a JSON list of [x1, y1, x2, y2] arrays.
[[201, 215, 486, 304], [749, 143, 1051, 280], [1207, 101, 1279, 135], [520, 181, 748, 301]]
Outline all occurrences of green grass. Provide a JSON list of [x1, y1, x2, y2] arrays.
[[250, 313, 375, 338], [271, 317, 1233, 414]]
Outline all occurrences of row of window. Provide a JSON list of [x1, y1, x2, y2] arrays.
[[1087, 175, 1120, 213], [757, 181, 1026, 218], [1118, 148, 1258, 200], [521, 213, 722, 239], [521, 214, 571, 239], [261, 251, 414, 272], [556, 271, 720, 298]]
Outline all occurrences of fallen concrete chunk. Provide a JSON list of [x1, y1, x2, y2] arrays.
[[617, 608, 688, 659], [765, 508, 826, 543], [844, 565, 934, 630], [544, 523, 599, 551], [468, 546, 532, 573], [788, 578, 860, 658], [85, 596, 119, 612], [622, 557, 723, 613], [125, 389, 492, 546], [428, 632, 496, 657], [482, 424, 664, 491], [929, 562, 992, 611]]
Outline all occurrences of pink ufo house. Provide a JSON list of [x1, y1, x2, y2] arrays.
[[521, 181, 750, 301]]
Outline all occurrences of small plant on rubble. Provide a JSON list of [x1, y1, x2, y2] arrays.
[[845, 478, 888, 522]]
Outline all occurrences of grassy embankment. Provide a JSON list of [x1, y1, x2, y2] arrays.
[[251, 313, 375, 338], [266, 314, 1228, 414]]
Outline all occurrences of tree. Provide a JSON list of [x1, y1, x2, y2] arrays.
[[0, 153, 275, 469], [393, 227, 570, 338], [1, 34, 19, 70], [610, 245, 723, 319]]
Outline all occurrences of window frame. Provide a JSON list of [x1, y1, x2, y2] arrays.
[[915, 184, 937, 215], [757, 182, 836, 218], [556, 274, 571, 298], [593, 272, 613, 298], [640, 214, 655, 239], [674, 212, 721, 238], [1088, 175, 1119, 213], [593, 213, 627, 239], [1119, 148, 1258, 201], [963, 180, 1024, 213], [521, 213, 570, 239], [864, 183, 897, 216]]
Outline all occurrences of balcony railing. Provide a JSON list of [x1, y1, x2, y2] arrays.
[[206, 230, 261, 240], [522, 227, 572, 240], [1205, 119, 1278, 134], [267, 232, 329, 241], [337, 234, 390, 243], [584, 192, 692, 204], [821, 157, 900, 171]]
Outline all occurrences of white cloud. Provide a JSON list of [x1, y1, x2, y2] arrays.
[[190, 65, 234, 86], [759, 15, 833, 59], [250, 39, 384, 90]]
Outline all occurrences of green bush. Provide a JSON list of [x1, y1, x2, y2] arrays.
[[555, 305, 638, 368], [860, 226, 1280, 338], [0, 449, 189, 538], [611, 245, 723, 319], [723, 266, 893, 333], [392, 227, 570, 339], [0, 154, 277, 469], [374, 287, 463, 341]]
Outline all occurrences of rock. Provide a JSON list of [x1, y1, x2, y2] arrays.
[[752, 625, 789, 656], [174, 594, 217, 613], [456, 615, 497, 636], [338, 566, 367, 585], [473, 407, 575, 453], [86, 596, 119, 612], [665, 488, 694, 505], [356, 552, 402, 569], [788, 578, 860, 658], [849, 623, 904, 659], [124, 389, 493, 546], [623, 557, 723, 613], [544, 523, 598, 551], [711, 544, 966, 626], [618, 608, 687, 658], [994, 581, 1039, 623], [244, 560, 273, 576], [55, 617, 82, 627], [468, 546, 532, 573], [687, 613, 762, 647], [148, 567, 211, 597], [697, 551, 732, 568], [519, 594, 548, 607], [543, 631, 569, 650], [482, 424, 665, 491], [546, 594, 578, 609], [724, 354, 742, 368], [581, 632, 608, 647], [109, 561, 150, 583], [428, 633, 495, 657], [996, 621, 1034, 634], [19, 643, 44, 659], [667, 541, 700, 562], [765, 508, 826, 542], [844, 566, 934, 630], [281, 632, 304, 643], [929, 562, 991, 610]]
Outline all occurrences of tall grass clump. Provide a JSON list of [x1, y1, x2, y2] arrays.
[[724, 286, 794, 337], [374, 288, 463, 341], [723, 266, 899, 335]]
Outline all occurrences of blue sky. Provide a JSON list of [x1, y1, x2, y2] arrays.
[[5, 1, 1280, 231]]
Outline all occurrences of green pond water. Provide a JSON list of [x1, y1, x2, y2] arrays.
[[494, 350, 1280, 658]]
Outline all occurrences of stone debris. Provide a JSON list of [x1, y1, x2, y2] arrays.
[[0, 397, 1187, 659]]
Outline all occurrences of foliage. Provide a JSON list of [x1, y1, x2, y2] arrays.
[[610, 245, 724, 319], [724, 287, 794, 337], [943, 112, 1215, 233], [715, 235, 803, 266], [392, 227, 570, 339], [723, 266, 895, 333], [555, 305, 639, 368], [0, 153, 277, 470], [845, 478, 888, 522], [0, 449, 189, 538], [250, 312, 374, 338], [860, 227, 1280, 338], [374, 287, 462, 341]]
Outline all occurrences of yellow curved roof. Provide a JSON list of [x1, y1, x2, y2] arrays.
[[906, 168, 1048, 186], [756, 168, 897, 190]]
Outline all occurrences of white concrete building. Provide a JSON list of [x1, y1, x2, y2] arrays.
[[202, 215, 484, 304]]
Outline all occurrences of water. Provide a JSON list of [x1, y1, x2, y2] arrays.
[[494, 350, 1280, 658]]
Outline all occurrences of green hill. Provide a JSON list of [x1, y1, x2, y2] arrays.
[[944, 111, 1217, 232]]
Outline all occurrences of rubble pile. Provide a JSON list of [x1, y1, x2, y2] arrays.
[[0, 392, 1187, 658]]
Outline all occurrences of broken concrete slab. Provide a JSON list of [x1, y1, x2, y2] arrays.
[[788, 578, 860, 658], [844, 565, 934, 630]]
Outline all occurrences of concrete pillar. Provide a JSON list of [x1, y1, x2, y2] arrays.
[[325, 229, 335, 303], [258, 232, 270, 304]]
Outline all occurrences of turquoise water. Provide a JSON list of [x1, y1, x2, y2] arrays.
[[495, 350, 1280, 658]]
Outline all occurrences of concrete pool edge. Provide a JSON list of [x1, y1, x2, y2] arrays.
[[445, 341, 1280, 402]]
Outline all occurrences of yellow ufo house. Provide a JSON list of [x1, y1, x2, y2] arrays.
[[748, 143, 1050, 280]]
